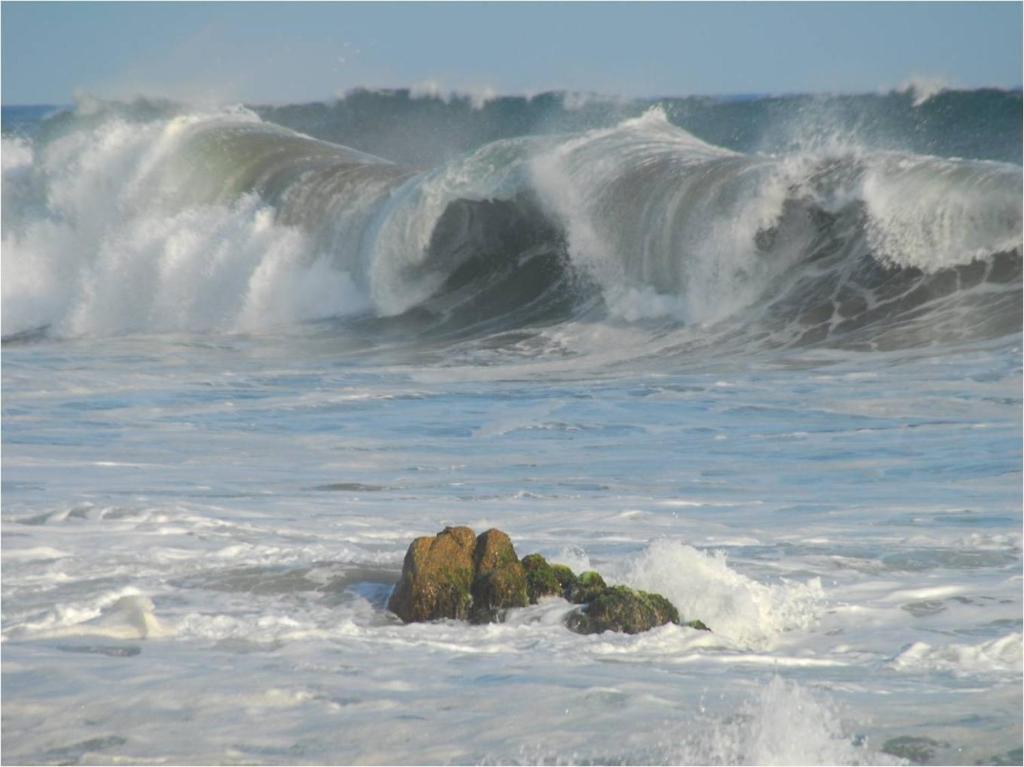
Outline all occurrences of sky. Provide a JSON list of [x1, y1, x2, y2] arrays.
[[2, 2, 1021, 105]]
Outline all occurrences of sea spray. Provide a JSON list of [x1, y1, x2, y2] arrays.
[[5, 101, 1018, 345], [609, 539, 825, 649]]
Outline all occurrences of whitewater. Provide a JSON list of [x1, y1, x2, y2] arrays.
[[2, 88, 1021, 765]]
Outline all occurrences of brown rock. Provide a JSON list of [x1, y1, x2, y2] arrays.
[[474, 529, 520, 572], [471, 529, 528, 623], [387, 527, 702, 636], [386, 526, 476, 622]]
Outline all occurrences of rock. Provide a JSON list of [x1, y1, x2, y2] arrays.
[[474, 529, 519, 572], [386, 526, 476, 622], [388, 528, 707, 635], [522, 554, 562, 603], [388, 526, 532, 624], [569, 570, 607, 604], [565, 585, 681, 635], [550, 564, 579, 598], [471, 564, 529, 623], [471, 529, 528, 623]]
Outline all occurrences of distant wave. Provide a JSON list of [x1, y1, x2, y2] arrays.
[[253, 86, 1024, 167], [2, 94, 1021, 352]]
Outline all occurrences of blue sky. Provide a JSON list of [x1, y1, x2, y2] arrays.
[[2, 2, 1021, 105]]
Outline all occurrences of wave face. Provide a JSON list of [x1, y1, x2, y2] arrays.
[[2, 91, 1021, 351]]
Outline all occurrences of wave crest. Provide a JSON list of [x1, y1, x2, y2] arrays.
[[3, 101, 1020, 349]]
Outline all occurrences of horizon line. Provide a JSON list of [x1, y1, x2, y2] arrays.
[[4, 82, 1023, 112]]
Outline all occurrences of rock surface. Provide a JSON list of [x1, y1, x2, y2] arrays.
[[550, 564, 579, 596], [565, 585, 680, 635], [388, 527, 708, 635], [522, 553, 563, 602], [388, 526, 528, 623], [569, 570, 607, 604], [386, 526, 475, 622], [470, 529, 528, 623]]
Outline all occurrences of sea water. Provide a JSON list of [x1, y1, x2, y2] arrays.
[[2, 91, 1021, 765]]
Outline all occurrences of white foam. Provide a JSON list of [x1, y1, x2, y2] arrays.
[[549, 544, 591, 574], [3, 547, 70, 562], [408, 80, 448, 102], [611, 539, 825, 649], [243, 688, 315, 709], [891, 633, 1023, 676], [559, 91, 627, 112], [529, 107, 807, 326], [861, 153, 1022, 271], [678, 676, 898, 765], [408, 81, 498, 110], [2, 109, 370, 338], [2, 135, 34, 173], [896, 75, 951, 107], [6, 590, 172, 641], [605, 285, 690, 323]]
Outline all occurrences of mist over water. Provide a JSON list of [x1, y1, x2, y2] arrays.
[[2, 89, 1021, 765]]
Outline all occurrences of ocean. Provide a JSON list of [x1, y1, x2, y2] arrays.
[[2, 87, 1021, 765]]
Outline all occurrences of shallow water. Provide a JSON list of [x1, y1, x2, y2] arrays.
[[3, 326, 1021, 765]]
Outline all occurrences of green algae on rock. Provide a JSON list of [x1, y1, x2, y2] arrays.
[[550, 564, 579, 598], [565, 585, 681, 635], [522, 553, 563, 603], [570, 570, 607, 604]]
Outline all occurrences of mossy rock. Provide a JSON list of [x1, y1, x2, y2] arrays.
[[389, 528, 704, 635], [550, 564, 578, 598], [569, 570, 607, 604], [471, 564, 529, 623], [522, 554, 563, 603], [387, 526, 476, 622], [470, 529, 528, 623], [685, 619, 711, 632], [474, 529, 520, 572], [566, 585, 681, 635]]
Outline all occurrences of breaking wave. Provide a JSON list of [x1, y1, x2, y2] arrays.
[[3, 96, 1020, 352], [611, 539, 824, 650]]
